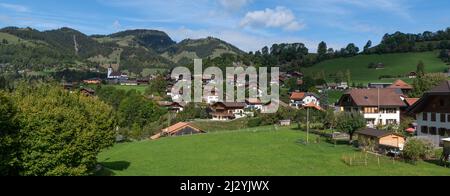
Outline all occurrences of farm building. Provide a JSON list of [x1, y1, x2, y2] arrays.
[[151, 122, 205, 140], [279, 120, 291, 126], [356, 128, 406, 151], [407, 81, 450, 146], [387, 80, 413, 95]]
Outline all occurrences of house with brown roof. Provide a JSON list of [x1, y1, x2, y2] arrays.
[[338, 88, 406, 127], [387, 80, 413, 94], [158, 101, 186, 113], [407, 81, 450, 146], [356, 128, 406, 151], [210, 102, 246, 121], [80, 87, 95, 96], [290, 92, 320, 109], [83, 78, 102, 85], [150, 122, 205, 140]]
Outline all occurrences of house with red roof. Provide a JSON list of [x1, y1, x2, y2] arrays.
[[387, 80, 413, 94], [290, 92, 320, 109]]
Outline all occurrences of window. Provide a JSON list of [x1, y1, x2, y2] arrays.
[[438, 128, 446, 137], [364, 107, 379, 114], [386, 119, 398, 125], [447, 129, 450, 137], [441, 113, 446, 123], [384, 108, 397, 114], [423, 113, 428, 121], [448, 114, 450, 122], [431, 113, 436, 122], [421, 126, 428, 134], [429, 127, 437, 135]]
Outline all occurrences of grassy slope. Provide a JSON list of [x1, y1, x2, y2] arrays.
[[304, 51, 448, 84], [98, 127, 450, 176], [0, 32, 36, 46]]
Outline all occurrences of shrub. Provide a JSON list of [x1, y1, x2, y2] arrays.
[[403, 138, 435, 163], [247, 117, 262, 128]]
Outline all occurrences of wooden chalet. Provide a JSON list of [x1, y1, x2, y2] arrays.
[[210, 102, 246, 121], [151, 122, 205, 140]]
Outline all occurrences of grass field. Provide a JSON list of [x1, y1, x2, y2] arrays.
[[97, 126, 450, 176], [303, 51, 449, 84], [108, 85, 148, 94]]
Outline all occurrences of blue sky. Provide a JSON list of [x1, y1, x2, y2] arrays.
[[0, 0, 449, 52]]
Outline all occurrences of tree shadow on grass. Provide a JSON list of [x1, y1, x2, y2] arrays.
[[424, 159, 450, 168], [95, 161, 131, 176]]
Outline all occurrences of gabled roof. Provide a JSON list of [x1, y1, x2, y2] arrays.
[[407, 81, 450, 114], [290, 92, 318, 101], [213, 102, 246, 109], [404, 98, 419, 106], [356, 128, 404, 138], [303, 102, 324, 111], [339, 88, 406, 107], [162, 122, 203, 135], [427, 80, 450, 93], [388, 80, 413, 90]]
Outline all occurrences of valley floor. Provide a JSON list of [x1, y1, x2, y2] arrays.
[[97, 126, 450, 176]]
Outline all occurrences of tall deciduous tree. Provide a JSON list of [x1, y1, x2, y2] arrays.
[[11, 84, 117, 176], [336, 112, 366, 142], [317, 41, 327, 59], [0, 92, 19, 176], [363, 40, 372, 53]]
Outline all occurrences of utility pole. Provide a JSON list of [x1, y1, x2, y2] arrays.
[[307, 107, 310, 144]]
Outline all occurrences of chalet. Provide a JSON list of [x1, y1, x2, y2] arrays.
[[387, 80, 413, 95], [245, 98, 271, 111], [151, 122, 205, 140], [408, 72, 417, 79], [158, 101, 186, 113], [356, 128, 406, 151], [338, 88, 406, 127], [83, 78, 102, 85], [210, 102, 246, 121], [407, 81, 450, 146], [368, 83, 392, 89], [290, 92, 320, 109], [80, 87, 95, 96]]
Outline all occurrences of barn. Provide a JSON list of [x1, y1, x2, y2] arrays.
[[356, 128, 406, 151], [151, 122, 205, 140]]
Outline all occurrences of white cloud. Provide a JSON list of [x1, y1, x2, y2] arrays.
[[240, 7, 305, 31], [0, 3, 29, 12], [218, 0, 252, 10], [112, 20, 122, 30]]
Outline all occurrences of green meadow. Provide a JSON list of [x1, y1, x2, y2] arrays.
[[98, 126, 450, 176], [303, 51, 449, 84]]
